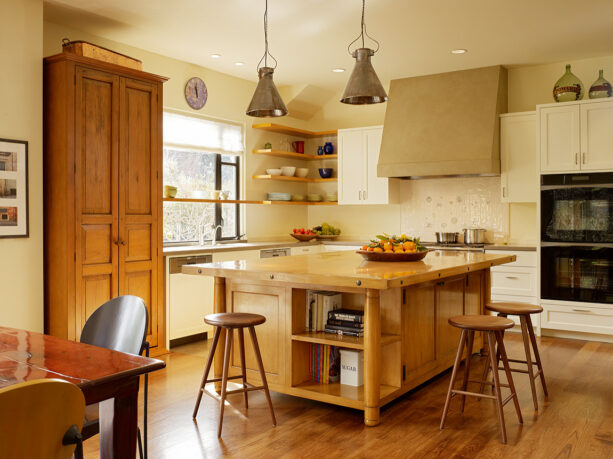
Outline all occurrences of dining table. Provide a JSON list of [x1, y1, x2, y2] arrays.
[[0, 326, 165, 458]]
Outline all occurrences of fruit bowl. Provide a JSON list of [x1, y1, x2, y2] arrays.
[[290, 233, 318, 242], [315, 234, 339, 240], [356, 249, 429, 262]]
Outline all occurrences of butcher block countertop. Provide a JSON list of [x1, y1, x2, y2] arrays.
[[182, 250, 515, 290]]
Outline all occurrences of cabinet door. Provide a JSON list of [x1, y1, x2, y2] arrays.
[[338, 129, 365, 205], [500, 114, 536, 202], [539, 105, 580, 172], [580, 100, 613, 171], [118, 78, 160, 347], [436, 277, 465, 364], [363, 127, 389, 204], [74, 67, 120, 337]]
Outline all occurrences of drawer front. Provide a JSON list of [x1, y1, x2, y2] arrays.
[[491, 267, 536, 297], [290, 245, 323, 256], [486, 250, 536, 268], [542, 303, 613, 335]]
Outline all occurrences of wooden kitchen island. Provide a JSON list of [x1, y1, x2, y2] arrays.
[[183, 250, 515, 426]]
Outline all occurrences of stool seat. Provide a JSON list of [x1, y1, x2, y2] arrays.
[[204, 312, 266, 328], [448, 315, 514, 331], [486, 302, 543, 316]]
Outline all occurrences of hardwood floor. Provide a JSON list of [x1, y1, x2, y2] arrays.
[[83, 333, 613, 458]]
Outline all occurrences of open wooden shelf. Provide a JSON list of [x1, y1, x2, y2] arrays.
[[252, 174, 337, 183], [252, 149, 338, 161], [252, 123, 337, 138], [289, 381, 398, 410], [292, 331, 400, 350], [162, 197, 337, 206]]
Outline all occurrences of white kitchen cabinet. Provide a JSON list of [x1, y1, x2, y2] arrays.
[[541, 302, 613, 336], [324, 244, 362, 252], [212, 249, 262, 262], [500, 112, 537, 202], [539, 99, 613, 173], [338, 126, 397, 205], [290, 244, 324, 256]]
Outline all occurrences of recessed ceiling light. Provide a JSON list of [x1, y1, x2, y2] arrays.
[[451, 49, 467, 55], [332, 68, 345, 73], [234, 62, 245, 66], [210, 53, 222, 59]]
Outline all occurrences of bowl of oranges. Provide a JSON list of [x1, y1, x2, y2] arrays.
[[357, 234, 429, 262]]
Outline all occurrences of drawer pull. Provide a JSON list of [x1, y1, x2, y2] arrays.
[[505, 276, 519, 280], [572, 308, 592, 313]]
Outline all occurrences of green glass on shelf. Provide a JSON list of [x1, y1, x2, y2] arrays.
[[553, 64, 584, 102], [588, 69, 612, 99]]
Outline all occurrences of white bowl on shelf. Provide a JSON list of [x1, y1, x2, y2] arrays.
[[266, 168, 282, 176], [281, 166, 296, 177], [295, 168, 309, 178], [192, 190, 207, 199]]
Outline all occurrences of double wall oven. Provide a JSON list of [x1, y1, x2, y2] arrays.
[[540, 172, 613, 305]]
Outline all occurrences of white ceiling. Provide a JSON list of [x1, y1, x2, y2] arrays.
[[44, 0, 613, 90]]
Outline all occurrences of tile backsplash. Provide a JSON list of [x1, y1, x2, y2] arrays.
[[399, 176, 509, 242]]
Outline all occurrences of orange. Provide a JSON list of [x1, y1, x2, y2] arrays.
[[394, 247, 404, 253], [384, 249, 394, 253], [373, 247, 383, 253], [362, 245, 368, 251], [367, 247, 374, 252], [383, 242, 392, 251], [403, 241, 416, 251]]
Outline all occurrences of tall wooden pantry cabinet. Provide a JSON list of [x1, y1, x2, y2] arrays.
[[43, 53, 167, 352]]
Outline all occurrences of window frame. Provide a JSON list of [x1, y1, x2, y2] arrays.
[[216, 154, 241, 241]]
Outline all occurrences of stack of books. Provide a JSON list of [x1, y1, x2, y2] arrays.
[[305, 291, 342, 331], [324, 309, 364, 337], [309, 343, 340, 383]]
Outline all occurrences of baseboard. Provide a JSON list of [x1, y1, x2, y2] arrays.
[[170, 332, 208, 348], [542, 328, 613, 344]]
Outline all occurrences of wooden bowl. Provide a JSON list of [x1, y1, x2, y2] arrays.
[[290, 233, 318, 242], [356, 249, 430, 262]]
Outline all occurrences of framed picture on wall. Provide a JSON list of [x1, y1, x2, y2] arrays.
[[0, 138, 28, 238]]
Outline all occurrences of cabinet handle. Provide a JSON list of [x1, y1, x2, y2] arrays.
[[502, 186, 507, 198], [113, 240, 119, 245], [572, 308, 591, 313], [505, 276, 519, 280], [358, 190, 362, 200], [575, 153, 578, 165], [120, 240, 127, 246], [363, 190, 367, 201], [582, 152, 586, 164]]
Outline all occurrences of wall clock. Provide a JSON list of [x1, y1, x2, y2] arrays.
[[185, 77, 208, 109]]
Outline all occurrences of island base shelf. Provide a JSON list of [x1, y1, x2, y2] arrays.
[[291, 331, 400, 350], [288, 381, 400, 410]]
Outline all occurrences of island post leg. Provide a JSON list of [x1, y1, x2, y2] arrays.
[[364, 288, 381, 426], [213, 276, 227, 392], [481, 268, 491, 354]]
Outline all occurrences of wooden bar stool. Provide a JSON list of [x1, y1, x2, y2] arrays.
[[192, 312, 276, 437], [440, 315, 523, 444], [481, 302, 549, 410]]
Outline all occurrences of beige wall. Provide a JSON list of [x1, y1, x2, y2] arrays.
[[0, 0, 43, 331]]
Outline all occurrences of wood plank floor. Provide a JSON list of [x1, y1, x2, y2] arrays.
[[83, 333, 613, 458]]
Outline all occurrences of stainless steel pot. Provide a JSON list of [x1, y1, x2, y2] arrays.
[[435, 231, 458, 244], [463, 228, 486, 244]]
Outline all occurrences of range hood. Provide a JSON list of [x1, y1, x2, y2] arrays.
[[378, 65, 507, 178]]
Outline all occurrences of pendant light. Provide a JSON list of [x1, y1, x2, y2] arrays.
[[340, 0, 388, 105], [246, 0, 288, 117]]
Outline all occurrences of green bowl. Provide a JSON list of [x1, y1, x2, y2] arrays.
[[163, 186, 177, 198]]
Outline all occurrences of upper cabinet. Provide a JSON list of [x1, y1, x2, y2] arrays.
[[338, 126, 397, 205], [500, 112, 536, 202], [539, 99, 613, 173]]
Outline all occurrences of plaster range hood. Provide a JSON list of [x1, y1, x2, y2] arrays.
[[378, 65, 508, 179]]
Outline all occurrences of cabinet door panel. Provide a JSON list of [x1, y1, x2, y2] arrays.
[[500, 114, 536, 202], [539, 105, 580, 172], [363, 127, 387, 204], [338, 129, 364, 205], [81, 273, 113, 336], [82, 224, 113, 265], [436, 277, 465, 363], [125, 223, 152, 262], [581, 101, 613, 171], [403, 285, 437, 382], [123, 269, 155, 340]]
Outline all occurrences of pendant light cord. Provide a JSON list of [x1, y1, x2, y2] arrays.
[[257, 0, 278, 70], [347, 0, 380, 55]]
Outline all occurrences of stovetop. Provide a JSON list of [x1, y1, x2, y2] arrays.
[[422, 242, 492, 252]]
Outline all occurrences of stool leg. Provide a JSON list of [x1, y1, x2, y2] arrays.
[[440, 329, 467, 430], [193, 326, 221, 419], [478, 332, 491, 396], [496, 331, 523, 425], [217, 328, 233, 438], [248, 326, 277, 427], [527, 315, 549, 398], [487, 331, 507, 444], [238, 328, 249, 408], [460, 330, 475, 414], [520, 315, 539, 410]]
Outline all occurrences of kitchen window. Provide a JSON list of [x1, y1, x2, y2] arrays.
[[162, 111, 243, 243]]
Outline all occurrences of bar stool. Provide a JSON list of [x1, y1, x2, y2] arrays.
[[481, 302, 549, 410], [192, 312, 276, 437], [440, 315, 523, 444]]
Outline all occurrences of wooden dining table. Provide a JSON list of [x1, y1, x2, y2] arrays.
[[0, 326, 165, 458]]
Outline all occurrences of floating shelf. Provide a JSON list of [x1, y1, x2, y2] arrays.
[[252, 123, 337, 138], [162, 198, 337, 206], [252, 174, 337, 183], [252, 149, 338, 161], [291, 331, 400, 350]]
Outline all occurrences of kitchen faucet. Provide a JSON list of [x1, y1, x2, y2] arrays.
[[197, 216, 224, 246], [210, 218, 224, 246]]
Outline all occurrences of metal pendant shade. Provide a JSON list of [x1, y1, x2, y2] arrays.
[[246, 0, 288, 117], [341, 0, 387, 105], [246, 67, 288, 117], [340, 48, 387, 105]]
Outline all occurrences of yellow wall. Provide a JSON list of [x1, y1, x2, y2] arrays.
[[0, 0, 43, 331]]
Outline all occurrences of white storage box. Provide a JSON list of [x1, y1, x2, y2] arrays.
[[340, 349, 364, 387]]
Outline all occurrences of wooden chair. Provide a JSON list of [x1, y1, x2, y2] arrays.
[[80, 295, 150, 458], [192, 312, 277, 437], [440, 315, 523, 444], [0, 379, 85, 459], [481, 302, 549, 410]]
